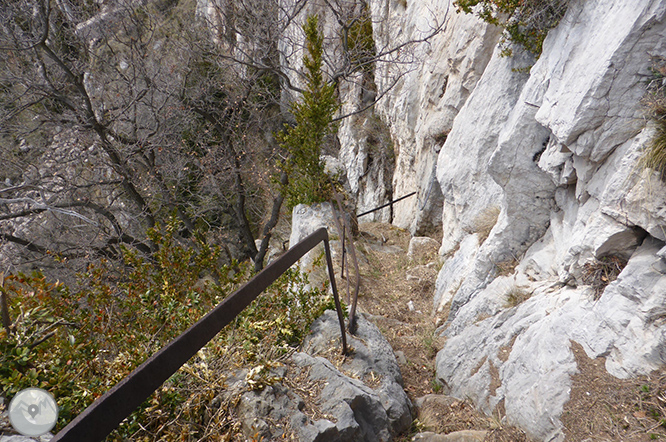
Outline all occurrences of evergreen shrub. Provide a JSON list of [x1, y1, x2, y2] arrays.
[[0, 219, 336, 440], [277, 15, 340, 210], [454, 0, 567, 57]]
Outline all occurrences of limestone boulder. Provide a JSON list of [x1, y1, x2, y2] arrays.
[[236, 311, 413, 442]]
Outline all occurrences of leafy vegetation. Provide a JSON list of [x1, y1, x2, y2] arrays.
[[0, 219, 336, 441], [1, 0, 440, 277], [277, 15, 340, 210], [453, 0, 568, 56], [346, 5, 376, 74]]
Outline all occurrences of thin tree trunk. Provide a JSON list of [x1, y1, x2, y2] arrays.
[[1, 273, 11, 335], [254, 172, 288, 271], [233, 153, 259, 260]]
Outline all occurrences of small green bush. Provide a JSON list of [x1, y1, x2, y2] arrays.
[[453, 0, 568, 57], [346, 6, 376, 73], [0, 218, 336, 440]]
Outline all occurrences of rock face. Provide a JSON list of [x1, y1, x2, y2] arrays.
[[420, 1, 666, 441], [235, 311, 412, 441], [331, 0, 666, 441], [279, 0, 666, 439], [369, 0, 502, 235]]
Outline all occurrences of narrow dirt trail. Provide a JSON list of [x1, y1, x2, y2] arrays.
[[350, 223, 534, 441], [351, 222, 666, 442], [351, 222, 442, 398]]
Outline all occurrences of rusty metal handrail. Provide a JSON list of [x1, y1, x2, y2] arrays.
[[332, 194, 361, 333], [50, 227, 347, 442], [356, 191, 416, 219]]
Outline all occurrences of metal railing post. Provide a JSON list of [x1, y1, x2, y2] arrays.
[[323, 237, 348, 354]]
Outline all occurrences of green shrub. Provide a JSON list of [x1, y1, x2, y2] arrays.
[[0, 218, 336, 440], [453, 0, 568, 57], [346, 6, 376, 73], [277, 15, 340, 210]]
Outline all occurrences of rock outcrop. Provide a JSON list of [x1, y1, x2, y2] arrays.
[[233, 311, 412, 441], [370, 0, 502, 235], [246, 0, 666, 439], [334, 0, 666, 440]]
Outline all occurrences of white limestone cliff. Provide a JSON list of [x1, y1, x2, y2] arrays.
[[354, 0, 666, 440], [276, 0, 666, 438], [369, 0, 501, 233]]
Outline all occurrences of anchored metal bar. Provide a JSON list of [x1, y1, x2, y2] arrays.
[[51, 227, 346, 442], [356, 191, 416, 218], [333, 194, 360, 333]]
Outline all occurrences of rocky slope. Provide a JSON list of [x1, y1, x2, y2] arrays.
[[334, 0, 666, 441]]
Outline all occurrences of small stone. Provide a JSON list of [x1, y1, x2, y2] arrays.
[[408, 237, 441, 263], [395, 350, 407, 365]]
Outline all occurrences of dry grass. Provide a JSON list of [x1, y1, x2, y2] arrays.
[[471, 206, 501, 244], [355, 223, 528, 441], [504, 286, 531, 308], [582, 255, 626, 300], [642, 59, 666, 180], [417, 396, 493, 434], [563, 341, 666, 441], [497, 336, 517, 363], [355, 222, 441, 398], [282, 363, 328, 423], [408, 395, 529, 441], [495, 258, 519, 276], [485, 425, 529, 442]]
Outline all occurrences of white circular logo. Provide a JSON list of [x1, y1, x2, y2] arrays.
[[8, 388, 58, 437]]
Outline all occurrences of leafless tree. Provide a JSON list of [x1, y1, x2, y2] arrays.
[[0, 0, 442, 275], [0, 0, 268, 271]]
